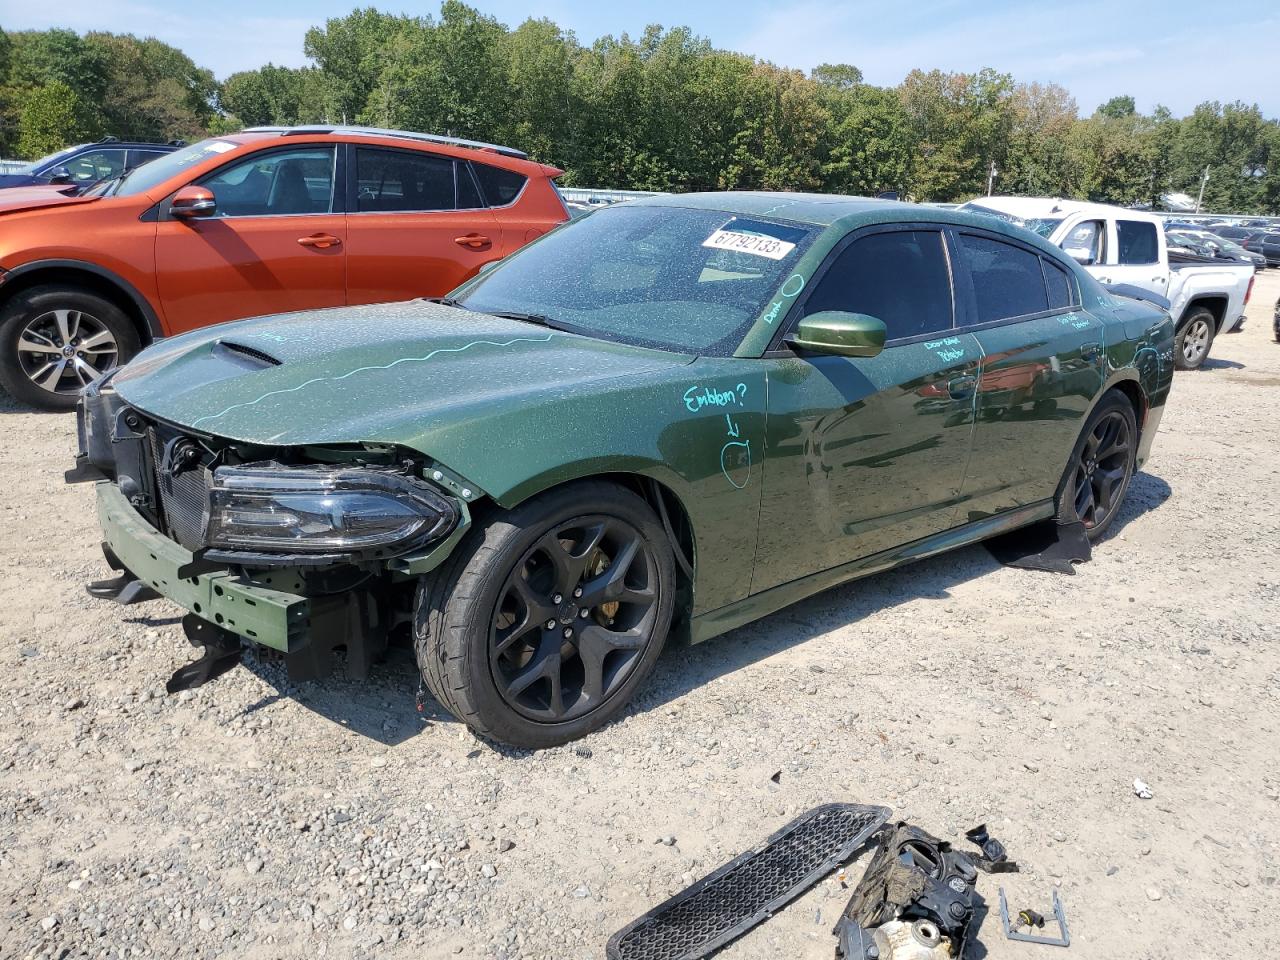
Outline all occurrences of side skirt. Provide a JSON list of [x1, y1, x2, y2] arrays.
[[688, 499, 1054, 645]]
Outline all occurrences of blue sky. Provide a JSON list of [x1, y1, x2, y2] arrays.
[[2, 0, 1276, 116]]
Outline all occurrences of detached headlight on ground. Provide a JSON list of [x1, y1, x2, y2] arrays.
[[206, 464, 457, 555]]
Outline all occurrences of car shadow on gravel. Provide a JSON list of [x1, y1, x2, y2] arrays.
[[1195, 357, 1246, 370], [635, 470, 1173, 717], [217, 471, 1170, 752]]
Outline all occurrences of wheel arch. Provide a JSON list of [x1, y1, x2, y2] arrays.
[[476, 469, 698, 619], [1178, 295, 1227, 332], [0, 260, 163, 346]]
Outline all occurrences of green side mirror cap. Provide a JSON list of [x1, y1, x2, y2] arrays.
[[790, 311, 887, 358]]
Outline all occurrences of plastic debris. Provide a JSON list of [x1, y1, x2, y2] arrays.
[[1133, 778, 1153, 800]]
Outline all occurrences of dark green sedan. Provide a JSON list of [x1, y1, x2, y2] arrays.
[[69, 193, 1174, 747]]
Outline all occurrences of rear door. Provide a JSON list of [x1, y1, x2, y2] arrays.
[[343, 145, 498, 303], [1105, 217, 1170, 295], [954, 230, 1105, 520], [755, 226, 982, 591], [154, 145, 346, 334]]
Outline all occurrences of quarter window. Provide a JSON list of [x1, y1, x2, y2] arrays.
[[355, 147, 456, 212], [201, 147, 335, 217], [959, 234, 1049, 323], [1042, 259, 1076, 309], [1117, 220, 1159, 265], [802, 230, 954, 340], [472, 163, 527, 206]]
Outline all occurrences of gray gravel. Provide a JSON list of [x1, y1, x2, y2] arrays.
[[2, 271, 1278, 959]]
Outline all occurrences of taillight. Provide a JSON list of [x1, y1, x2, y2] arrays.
[[1244, 275, 1254, 306]]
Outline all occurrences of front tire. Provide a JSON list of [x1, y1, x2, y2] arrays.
[[1057, 392, 1138, 541], [415, 481, 676, 749], [1173, 307, 1215, 371], [0, 285, 140, 410]]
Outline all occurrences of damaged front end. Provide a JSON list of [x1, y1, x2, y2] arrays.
[[68, 372, 473, 690]]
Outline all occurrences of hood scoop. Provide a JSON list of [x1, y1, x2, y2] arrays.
[[213, 339, 283, 369]]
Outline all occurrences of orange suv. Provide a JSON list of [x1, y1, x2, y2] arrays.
[[0, 126, 568, 409]]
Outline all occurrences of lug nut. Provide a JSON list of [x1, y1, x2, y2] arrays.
[[580, 609, 590, 618], [573, 587, 582, 598], [562, 627, 573, 639], [553, 594, 563, 604], [545, 619, 556, 630]]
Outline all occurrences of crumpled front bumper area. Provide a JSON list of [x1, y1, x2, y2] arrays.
[[96, 481, 309, 653]]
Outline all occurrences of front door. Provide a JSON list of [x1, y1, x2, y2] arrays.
[[344, 145, 499, 304], [155, 145, 346, 334], [754, 227, 980, 593]]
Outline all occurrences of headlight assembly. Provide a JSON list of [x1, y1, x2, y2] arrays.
[[206, 463, 457, 556]]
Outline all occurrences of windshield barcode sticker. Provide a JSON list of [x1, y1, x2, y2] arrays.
[[703, 229, 796, 260]]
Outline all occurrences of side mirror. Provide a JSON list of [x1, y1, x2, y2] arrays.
[[790, 311, 887, 358], [170, 185, 216, 219], [47, 166, 73, 185]]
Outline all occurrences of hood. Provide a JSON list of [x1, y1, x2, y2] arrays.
[[0, 173, 38, 188], [0, 184, 92, 213], [113, 300, 694, 447]]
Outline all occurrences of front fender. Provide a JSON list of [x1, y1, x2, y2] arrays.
[[417, 359, 768, 616]]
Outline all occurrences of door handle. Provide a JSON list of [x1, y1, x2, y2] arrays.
[[1080, 341, 1102, 362], [298, 234, 341, 248], [454, 234, 491, 249], [948, 374, 977, 400]]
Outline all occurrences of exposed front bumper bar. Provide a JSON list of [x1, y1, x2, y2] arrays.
[[96, 482, 309, 652]]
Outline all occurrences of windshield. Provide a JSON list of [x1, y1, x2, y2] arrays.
[[113, 138, 240, 197], [960, 202, 1063, 238], [455, 205, 818, 355]]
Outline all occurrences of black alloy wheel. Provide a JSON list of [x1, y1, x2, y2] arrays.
[[415, 480, 676, 749], [490, 516, 660, 722], [1068, 408, 1133, 535]]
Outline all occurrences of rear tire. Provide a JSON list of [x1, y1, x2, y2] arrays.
[[1056, 391, 1138, 542], [0, 285, 140, 411], [1173, 307, 1215, 371], [414, 481, 676, 749]]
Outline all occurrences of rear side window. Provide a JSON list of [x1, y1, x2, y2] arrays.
[[1117, 220, 1159, 265], [355, 147, 455, 212], [457, 165, 484, 209], [472, 163, 527, 206], [802, 230, 953, 340], [959, 234, 1049, 323], [1042, 259, 1076, 309]]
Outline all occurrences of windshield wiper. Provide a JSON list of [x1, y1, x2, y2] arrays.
[[424, 296, 466, 307], [485, 310, 568, 330]]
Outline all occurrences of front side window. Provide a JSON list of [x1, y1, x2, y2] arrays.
[[1117, 220, 1159, 265], [802, 230, 953, 341], [959, 234, 1049, 324], [201, 147, 335, 217], [456, 205, 817, 355], [61, 149, 126, 182], [355, 147, 456, 212], [1062, 220, 1105, 265]]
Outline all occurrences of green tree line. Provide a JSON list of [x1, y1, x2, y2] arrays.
[[2, 4, 1278, 213]]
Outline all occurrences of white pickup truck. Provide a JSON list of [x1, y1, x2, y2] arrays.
[[960, 197, 1256, 369]]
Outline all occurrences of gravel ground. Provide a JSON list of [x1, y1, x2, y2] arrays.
[[2, 271, 1278, 960]]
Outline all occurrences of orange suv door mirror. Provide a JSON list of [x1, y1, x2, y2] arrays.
[[170, 185, 216, 220]]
